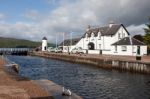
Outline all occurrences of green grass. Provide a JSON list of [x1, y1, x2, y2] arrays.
[[0, 37, 54, 48]]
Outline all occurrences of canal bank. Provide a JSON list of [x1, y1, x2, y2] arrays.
[[30, 51, 150, 74], [0, 56, 82, 99], [0, 56, 52, 99]]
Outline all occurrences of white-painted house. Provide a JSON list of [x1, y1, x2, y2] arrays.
[[60, 23, 147, 56]]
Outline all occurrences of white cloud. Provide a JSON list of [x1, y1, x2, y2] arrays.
[[0, 22, 53, 42], [0, 13, 6, 21], [0, 0, 150, 43], [23, 10, 40, 20], [127, 24, 146, 36]]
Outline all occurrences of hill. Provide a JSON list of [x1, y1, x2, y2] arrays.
[[0, 37, 54, 48]]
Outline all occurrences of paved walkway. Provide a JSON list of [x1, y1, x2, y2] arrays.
[[32, 79, 82, 99], [55, 52, 150, 63]]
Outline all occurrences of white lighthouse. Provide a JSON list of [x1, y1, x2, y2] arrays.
[[42, 37, 48, 51]]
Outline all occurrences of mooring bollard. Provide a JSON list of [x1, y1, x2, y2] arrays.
[[136, 55, 141, 61]]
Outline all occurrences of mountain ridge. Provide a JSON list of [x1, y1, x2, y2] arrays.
[[0, 37, 54, 48]]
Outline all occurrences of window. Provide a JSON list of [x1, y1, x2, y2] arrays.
[[123, 33, 125, 38], [65, 47, 68, 50], [86, 34, 88, 38], [99, 44, 101, 49], [118, 33, 121, 39], [115, 46, 117, 52], [98, 32, 101, 40], [91, 33, 94, 39], [122, 46, 127, 51], [86, 34, 88, 41]]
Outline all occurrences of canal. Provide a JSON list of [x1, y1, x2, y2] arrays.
[[7, 55, 150, 99]]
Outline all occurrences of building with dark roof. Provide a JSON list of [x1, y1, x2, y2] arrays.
[[59, 38, 81, 46], [112, 37, 146, 45], [59, 23, 147, 56], [111, 37, 147, 56], [59, 38, 81, 53]]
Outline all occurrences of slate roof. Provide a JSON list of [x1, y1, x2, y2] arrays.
[[59, 38, 81, 46], [83, 24, 129, 37], [42, 37, 47, 40], [112, 37, 146, 45]]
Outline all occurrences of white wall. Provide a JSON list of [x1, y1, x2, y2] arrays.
[[137, 46, 147, 56], [42, 40, 47, 51], [62, 45, 75, 52], [112, 45, 133, 56], [111, 45, 147, 56]]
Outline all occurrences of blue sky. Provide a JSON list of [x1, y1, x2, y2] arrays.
[[0, 0, 150, 43], [0, 0, 57, 22]]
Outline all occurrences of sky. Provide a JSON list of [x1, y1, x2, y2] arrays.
[[0, 0, 150, 43]]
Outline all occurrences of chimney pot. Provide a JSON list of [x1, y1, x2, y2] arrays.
[[109, 21, 114, 28]]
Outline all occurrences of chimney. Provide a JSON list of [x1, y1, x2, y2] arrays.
[[86, 25, 91, 31], [109, 21, 114, 28]]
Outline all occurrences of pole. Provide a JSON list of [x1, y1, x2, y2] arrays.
[[70, 32, 72, 52], [63, 32, 64, 51], [56, 34, 57, 48]]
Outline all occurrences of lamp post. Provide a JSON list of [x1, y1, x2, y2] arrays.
[[63, 32, 64, 52], [56, 34, 58, 48], [70, 31, 73, 53]]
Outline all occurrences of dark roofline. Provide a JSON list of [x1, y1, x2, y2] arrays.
[[82, 24, 130, 38], [132, 37, 146, 45], [59, 38, 81, 46], [120, 24, 130, 35], [105, 24, 130, 36], [112, 36, 146, 46]]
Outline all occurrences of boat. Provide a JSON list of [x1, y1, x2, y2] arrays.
[[5, 62, 19, 73], [62, 87, 72, 96], [61, 64, 72, 96]]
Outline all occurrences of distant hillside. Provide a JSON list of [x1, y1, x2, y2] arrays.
[[0, 37, 54, 48]]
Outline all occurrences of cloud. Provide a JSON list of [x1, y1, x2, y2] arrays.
[[0, 13, 6, 21], [0, 22, 53, 41], [46, 0, 56, 5], [39, 0, 150, 40], [0, 0, 150, 44], [23, 10, 40, 20], [127, 24, 146, 36]]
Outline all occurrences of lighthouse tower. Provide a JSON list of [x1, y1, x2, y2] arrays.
[[42, 37, 47, 51]]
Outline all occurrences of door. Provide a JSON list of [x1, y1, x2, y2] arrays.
[[44, 46, 46, 50], [88, 42, 95, 50], [137, 46, 140, 55]]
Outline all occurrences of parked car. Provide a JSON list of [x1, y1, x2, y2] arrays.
[[55, 48, 63, 53], [48, 47, 55, 52], [71, 47, 84, 54]]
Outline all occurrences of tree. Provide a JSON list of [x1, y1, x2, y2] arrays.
[[133, 34, 143, 42], [144, 17, 150, 48], [144, 17, 150, 54]]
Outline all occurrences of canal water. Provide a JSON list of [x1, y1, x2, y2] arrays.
[[7, 55, 150, 99]]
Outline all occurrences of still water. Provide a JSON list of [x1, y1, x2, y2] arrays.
[[7, 55, 150, 99]]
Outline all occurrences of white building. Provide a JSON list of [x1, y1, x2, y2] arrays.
[[42, 37, 48, 51], [60, 23, 147, 56], [59, 38, 80, 53]]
